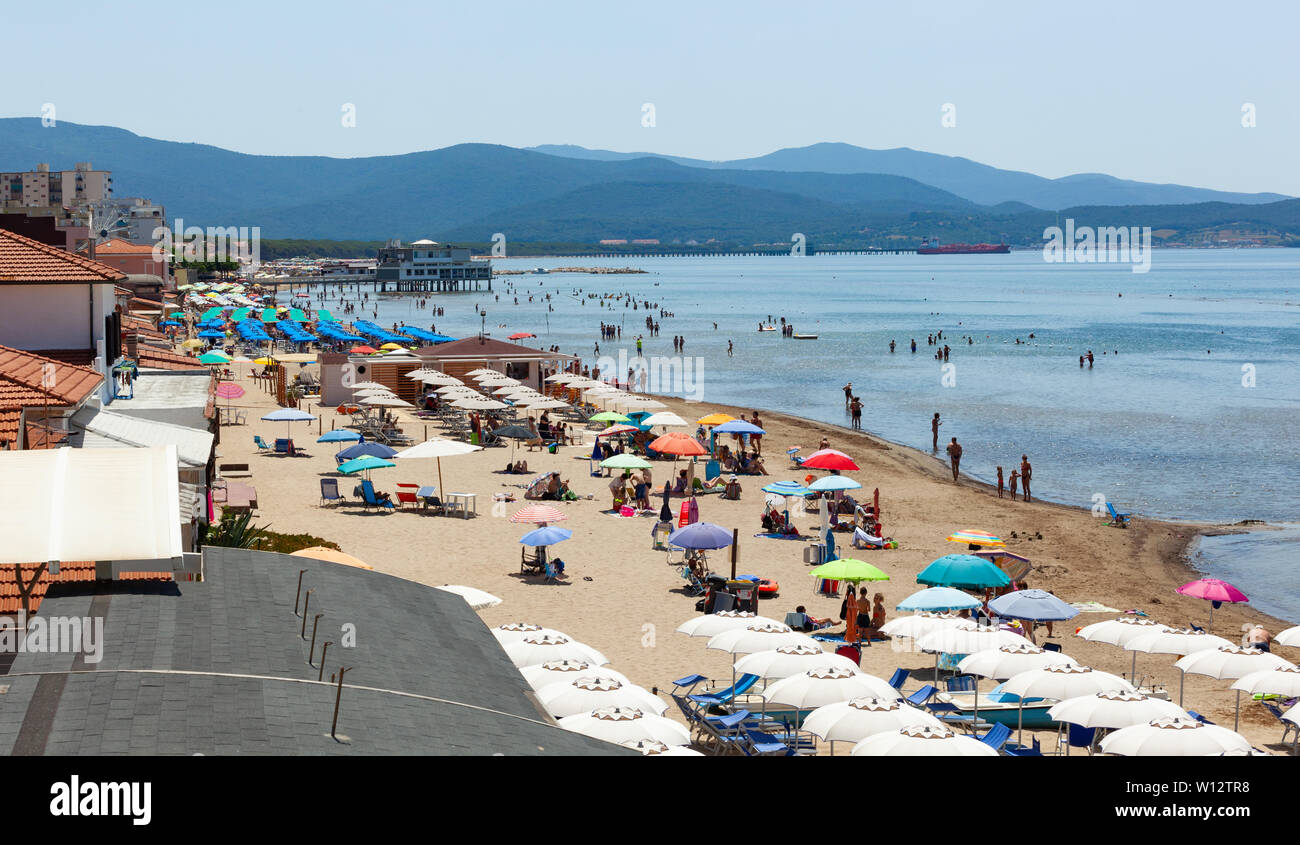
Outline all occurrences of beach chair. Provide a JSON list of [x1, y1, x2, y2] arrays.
[[1262, 702, 1300, 744], [689, 674, 761, 709], [946, 675, 978, 692], [521, 547, 545, 576], [320, 478, 345, 506], [680, 566, 706, 596], [1057, 723, 1097, 755], [737, 727, 793, 756], [359, 479, 395, 511], [834, 644, 862, 666], [274, 437, 296, 456], [394, 483, 420, 509], [977, 722, 1012, 753], [1005, 737, 1044, 757], [888, 668, 911, 692], [542, 561, 562, 582], [254, 435, 272, 452], [1105, 502, 1131, 528], [906, 684, 939, 708]]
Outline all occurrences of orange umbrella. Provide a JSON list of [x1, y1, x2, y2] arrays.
[[649, 432, 707, 457], [289, 547, 373, 570]]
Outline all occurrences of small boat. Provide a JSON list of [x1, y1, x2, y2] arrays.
[[791, 333, 818, 340], [933, 690, 1059, 728], [758, 325, 777, 332]]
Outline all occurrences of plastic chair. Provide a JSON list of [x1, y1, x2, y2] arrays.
[[254, 435, 271, 452]]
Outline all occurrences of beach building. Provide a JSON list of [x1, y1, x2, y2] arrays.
[[0, 162, 112, 209], [0, 228, 129, 403], [0, 345, 104, 450], [86, 237, 169, 278], [375, 238, 491, 293], [0, 546, 633, 756], [85, 196, 166, 245]]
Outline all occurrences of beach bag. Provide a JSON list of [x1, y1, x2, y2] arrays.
[[839, 597, 848, 621], [619, 504, 635, 517]]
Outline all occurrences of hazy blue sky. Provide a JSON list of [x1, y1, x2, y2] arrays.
[[6, 0, 1297, 193]]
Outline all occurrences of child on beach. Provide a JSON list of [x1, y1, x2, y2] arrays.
[[1008, 470, 1019, 501], [996, 466, 1004, 498]]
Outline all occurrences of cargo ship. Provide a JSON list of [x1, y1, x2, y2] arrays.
[[917, 239, 1011, 255]]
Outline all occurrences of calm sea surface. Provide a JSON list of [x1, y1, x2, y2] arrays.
[[308, 249, 1300, 619]]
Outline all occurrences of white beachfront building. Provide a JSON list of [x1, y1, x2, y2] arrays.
[[374, 239, 492, 293]]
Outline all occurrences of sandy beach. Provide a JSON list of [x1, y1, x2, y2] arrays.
[[213, 370, 1296, 753]]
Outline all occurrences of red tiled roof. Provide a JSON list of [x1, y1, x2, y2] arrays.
[[0, 345, 103, 406], [0, 562, 172, 616], [30, 348, 96, 367], [131, 344, 207, 372], [0, 228, 128, 284], [93, 238, 159, 256], [25, 422, 68, 449]]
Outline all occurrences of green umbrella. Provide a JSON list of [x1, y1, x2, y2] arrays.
[[590, 411, 631, 423], [809, 558, 890, 583], [600, 454, 652, 470], [199, 352, 231, 365]]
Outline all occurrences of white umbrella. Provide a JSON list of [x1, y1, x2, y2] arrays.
[[491, 623, 569, 645], [519, 398, 569, 410], [734, 644, 860, 680], [503, 633, 609, 668], [1124, 628, 1234, 705], [915, 627, 1028, 685], [1230, 665, 1300, 698], [1175, 645, 1295, 730], [477, 376, 520, 386], [706, 623, 820, 656], [537, 676, 668, 718], [435, 585, 501, 610], [675, 611, 780, 639], [881, 613, 977, 641], [958, 643, 1080, 727], [351, 388, 396, 398], [641, 411, 688, 427], [349, 381, 390, 390], [1276, 626, 1300, 648], [464, 368, 501, 377], [762, 667, 901, 709], [546, 373, 578, 383], [394, 437, 482, 497], [803, 697, 943, 750], [559, 706, 691, 746], [622, 740, 705, 757], [1077, 617, 1173, 682], [1047, 690, 1189, 729], [852, 725, 998, 757], [452, 397, 508, 410], [521, 660, 631, 691], [616, 397, 666, 409], [436, 384, 477, 394], [416, 373, 463, 386], [360, 394, 414, 408], [1099, 717, 1251, 756], [1003, 664, 1135, 744]]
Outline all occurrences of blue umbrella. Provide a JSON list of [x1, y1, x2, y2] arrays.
[[336, 441, 398, 461], [197, 330, 226, 339], [520, 526, 573, 546], [261, 407, 317, 439], [897, 586, 981, 612], [668, 522, 734, 550], [825, 528, 836, 562], [159, 320, 181, 327], [808, 475, 862, 492], [317, 429, 362, 444], [988, 589, 1078, 622], [917, 554, 1012, 590], [712, 420, 765, 435], [762, 480, 812, 497]]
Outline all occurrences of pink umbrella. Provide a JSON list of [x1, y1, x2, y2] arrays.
[[597, 424, 640, 437], [1177, 578, 1248, 631], [214, 381, 245, 418]]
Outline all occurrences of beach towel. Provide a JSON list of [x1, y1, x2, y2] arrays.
[[1069, 601, 1122, 613], [753, 532, 808, 541]]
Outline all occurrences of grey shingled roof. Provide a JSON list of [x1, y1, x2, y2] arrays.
[[0, 549, 634, 756]]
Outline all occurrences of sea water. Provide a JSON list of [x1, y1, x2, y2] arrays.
[[310, 249, 1300, 616]]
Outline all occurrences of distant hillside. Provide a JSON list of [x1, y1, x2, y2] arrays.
[[530, 142, 1292, 209]]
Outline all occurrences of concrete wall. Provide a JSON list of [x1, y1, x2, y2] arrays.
[[0, 284, 98, 350]]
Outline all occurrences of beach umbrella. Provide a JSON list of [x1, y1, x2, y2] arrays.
[[917, 554, 1011, 590], [596, 424, 640, 438], [349, 381, 391, 390], [763, 666, 901, 710], [807, 475, 862, 493], [504, 633, 609, 669], [762, 480, 813, 497], [799, 449, 859, 471], [558, 706, 691, 747], [199, 352, 231, 365], [214, 381, 244, 399], [675, 611, 781, 638], [668, 522, 733, 550], [197, 329, 226, 339], [491, 623, 569, 644], [988, 589, 1079, 623], [464, 368, 500, 377], [880, 613, 977, 641], [896, 587, 980, 613], [1047, 691, 1189, 730], [649, 432, 707, 457], [1099, 717, 1250, 756], [288, 547, 373, 570], [452, 396, 508, 410], [1003, 664, 1136, 744], [712, 420, 765, 435], [958, 643, 1079, 728], [316, 429, 362, 444], [808, 558, 889, 583], [521, 660, 630, 691], [734, 644, 860, 680], [537, 676, 667, 718], [804, 697, 943, 748], [336, 455, 396, 478], [520, 526, 573, 547], [1124, 628, 1234, 705], [641, 411, 688, 427], [706, 623, 819, 656], [696, 413, 734, 426], [351, 388, 395, 399], [379, 343, 405, 351], [507, 332, 537, 340], [492, 423, 540, 462], [623, 740, 705, 757], [435, 384, 478, 395], [394, 437, 482, 498], [600, 454, 653, 471], [350, 345, 377, 354], [1277, 626, 1300, 648], [253, 357, 279, 366], [545, 373, 577, 383], [916, 626, 1027, 656], [972, 550, 1033, 580], [361, 394, 414, 408], [180, 338, 204, 349], [1176, 577, 1249, 631], [511, 504, 567, 525], [435, 585, 502, 610], [336, 441, 398, 461], [519, 398, 569, 411], [260, 407, 316, 439], [1230, 665, 1300, 698], [946, 529, 1006, 548], [1174, 645, 1294, 730], [1077, 617, 1173, 681], [413, 372, 462, 385], [852, 725, 998, 757]]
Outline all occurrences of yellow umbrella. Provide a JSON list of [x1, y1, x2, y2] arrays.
[[289, 546, 373, 570], [697, 413, 735, 426], [181, 339, 204, 349], [253, 357, 278, 366], [380, 342, 405, 351]]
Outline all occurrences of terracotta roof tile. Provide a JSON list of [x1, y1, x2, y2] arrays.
[[93, 238, 159, 256], [0, 345, 104, 406], [0, 563, 172, 616], [0, 228, 128, 284], [131, 345, 207, 372]]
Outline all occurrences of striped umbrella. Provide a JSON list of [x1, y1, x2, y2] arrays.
[[946, 529, 1006, 548], [510, 504, 568, 525]]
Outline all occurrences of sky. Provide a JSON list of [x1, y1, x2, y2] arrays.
[[5, 0, 1298, 194]]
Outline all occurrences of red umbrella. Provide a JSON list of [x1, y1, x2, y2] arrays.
[[649, 432, 707, 457], [508, 332, 537, 340], [350, 345, 377, 354], [510, 504, 567, 525], [800, 449, 860, 471]]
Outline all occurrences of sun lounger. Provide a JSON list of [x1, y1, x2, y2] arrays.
[[888, 668, 910, 691], [1057, 723, 1097, 755], [394, 483, 420, 509], [688, 673, 761, 709], [1005, 737, 1044, 756], [977, 722, 1012, 752], [360, 479, 395, 511], [1262, 702, 1299, 745], [274, 437, 296, 456]]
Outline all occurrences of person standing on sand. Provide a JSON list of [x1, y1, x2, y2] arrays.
[[1008, 469, 1019, 501], [1020, 455, 1032, 502], [996, 466, 1004, 498], [946, 437, 962, 481], [931, 413, 941, 451], [750, 411, 763, 453]]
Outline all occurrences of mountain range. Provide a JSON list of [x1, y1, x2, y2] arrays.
[[0, 119, 1296, 247]]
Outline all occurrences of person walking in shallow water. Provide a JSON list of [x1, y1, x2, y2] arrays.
[[931, 413, 941, 451], [946, 437, 962, 481]]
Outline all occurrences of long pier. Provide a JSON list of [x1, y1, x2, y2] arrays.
[[256, 273, 491, 293]]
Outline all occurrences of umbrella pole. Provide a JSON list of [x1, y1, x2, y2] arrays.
[[933, 653, 939, 686], [1131, 652, 1137, 685], [972, 677, 979, 733], [1018, 700, 1025, 747], [1234, 689, 1240, 733], [1178, 670, 1185, 708], [437, 457, 445, 501]]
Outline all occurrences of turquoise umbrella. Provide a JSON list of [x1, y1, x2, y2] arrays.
[[917, 554, 1012, 590], [337, 455, 395, 479]]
